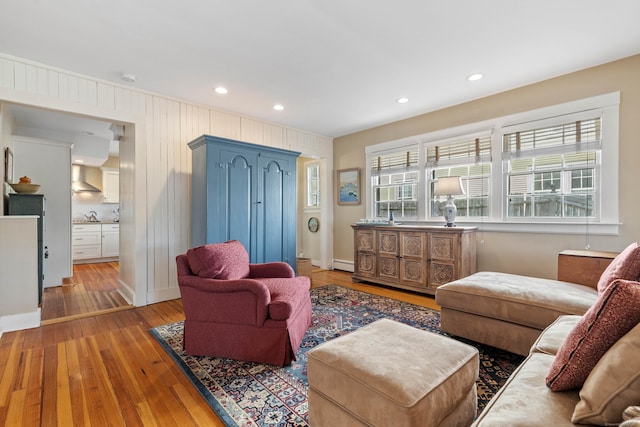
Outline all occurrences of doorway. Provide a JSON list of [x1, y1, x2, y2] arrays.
[[7, 103, 133, 323]]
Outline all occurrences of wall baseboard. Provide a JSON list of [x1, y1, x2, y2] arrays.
[[147, 287, 181, 305], [0, 308, 41, 337], [332, 259, 354, 273], [117, 279, 135, 305]]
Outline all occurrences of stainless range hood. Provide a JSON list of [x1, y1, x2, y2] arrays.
[[72, 164, 101, 192]]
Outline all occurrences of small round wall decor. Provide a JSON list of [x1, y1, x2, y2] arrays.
[[308, 217, 319, 232]]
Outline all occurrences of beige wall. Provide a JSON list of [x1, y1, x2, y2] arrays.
[[333, 54, 640, 279]]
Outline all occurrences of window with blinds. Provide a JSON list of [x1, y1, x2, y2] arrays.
[[363, 92, 617, 230], [426, 135, 492, 219], [370, 147, 419, 219], [503, 117, 600, 219]]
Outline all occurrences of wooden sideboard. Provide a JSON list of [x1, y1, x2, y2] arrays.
[[352, 224, 477, 295]]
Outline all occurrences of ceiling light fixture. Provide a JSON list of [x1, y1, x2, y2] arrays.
[[467, 73, 484, 81], [273, 104, 284, 111], [214, 86, 228, 94], [121, 72, 136, 83], [396, 97, 409, 104]]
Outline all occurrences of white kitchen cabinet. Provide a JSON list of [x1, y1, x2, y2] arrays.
[[72, 223, 119, 262], [102, 169, 119, 204], [101, 224, 119, 257], [72, 224, 102, 260]]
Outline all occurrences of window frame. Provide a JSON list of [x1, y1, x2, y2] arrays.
[[364, 92, 620, 235], [305, 161, 321, 209]]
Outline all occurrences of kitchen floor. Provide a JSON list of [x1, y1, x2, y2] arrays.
[[41, 262, 132, 323]]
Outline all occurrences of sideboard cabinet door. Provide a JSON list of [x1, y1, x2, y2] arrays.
[[189, 135, 300, 270]]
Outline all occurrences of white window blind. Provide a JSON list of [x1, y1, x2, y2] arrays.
[[426, 135, 492, 166], [370, 147, 419, 173], [503, 117, 601, 158]]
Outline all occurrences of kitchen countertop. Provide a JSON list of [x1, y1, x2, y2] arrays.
[[72, 220, 120, 224]]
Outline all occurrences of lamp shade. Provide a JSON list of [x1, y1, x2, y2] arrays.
[[434, 176, 465, 196]]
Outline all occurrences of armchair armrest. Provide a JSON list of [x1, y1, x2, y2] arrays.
[[178, 276, 271, 326], [249, 262, 295, 279]]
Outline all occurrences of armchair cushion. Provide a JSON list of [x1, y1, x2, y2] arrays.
[[187, 240, 250, 280]]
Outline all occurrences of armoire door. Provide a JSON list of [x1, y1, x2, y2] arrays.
[[219, 146, 255, 257], [256, 153, 296, 265]]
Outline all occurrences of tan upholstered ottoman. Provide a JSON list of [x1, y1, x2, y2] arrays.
[[307, 318, 479, 427]]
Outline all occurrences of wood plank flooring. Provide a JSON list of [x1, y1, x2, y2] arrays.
[[0, 267, 439, 426], [41, 262, 131, 324]]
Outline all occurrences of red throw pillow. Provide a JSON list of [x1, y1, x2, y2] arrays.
[[546, 279, 640, 391], [597, 242, 640, 293], [186, 240, 250, 280]]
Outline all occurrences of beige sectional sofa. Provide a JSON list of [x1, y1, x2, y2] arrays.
[[435, 245, 640, 426], [473, 315, 640, 426]]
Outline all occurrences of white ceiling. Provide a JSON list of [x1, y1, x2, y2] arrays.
[[2, 0, 640, 140], [9, 104, 120, 166]]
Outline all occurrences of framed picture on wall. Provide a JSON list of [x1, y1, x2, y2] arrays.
[[337, 168, 360, 205], [4, 147, 13, 183]]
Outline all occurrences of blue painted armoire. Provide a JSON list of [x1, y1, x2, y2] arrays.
[[188, 135, 300, 270]]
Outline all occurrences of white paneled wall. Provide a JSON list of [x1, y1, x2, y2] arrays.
[[0, 53, 333, 307]]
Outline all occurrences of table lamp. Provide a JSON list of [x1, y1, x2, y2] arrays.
[[434, 176, 465, 227]]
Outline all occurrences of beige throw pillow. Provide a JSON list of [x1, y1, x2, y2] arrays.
[[572, 322, 640, 425]]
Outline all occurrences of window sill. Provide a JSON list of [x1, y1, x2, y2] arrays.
[[401, 220, 621, 236]]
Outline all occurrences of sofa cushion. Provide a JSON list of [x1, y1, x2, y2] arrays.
[[436, 272, 598, 331], [530, 315, 581, 356], [572, 322, 640, 425], [596, 242, 640, 293], [546, 279, 640, 391], [186, 240, 250, 280], [472, 353, 580, 427]]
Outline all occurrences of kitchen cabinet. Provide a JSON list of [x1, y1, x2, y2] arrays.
[[72, 223, 119, 262], [102, 169, 119, 203], [101, 224, 120, 257], [72, 223, 102, 260], [352, 224, 477, 296], [189, 135, 299, 270], [7, 194, 46, 304]]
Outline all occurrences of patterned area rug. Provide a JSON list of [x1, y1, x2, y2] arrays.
[[150, 285, 524, 426]]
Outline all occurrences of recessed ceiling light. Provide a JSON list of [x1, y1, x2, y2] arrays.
[[273, 104, 284, 111], [214, 86, 228, 95], [467, 73, 484, 81], [75, 159, 84, 163], [396, 97, 409, 104]]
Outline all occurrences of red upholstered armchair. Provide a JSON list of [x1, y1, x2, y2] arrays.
[[176, 240, 312, 366]]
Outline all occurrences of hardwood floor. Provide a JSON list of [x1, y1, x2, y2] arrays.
[[0, 268, 439, 426], [41, 262, 132, 324]]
